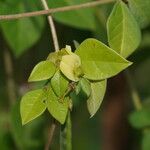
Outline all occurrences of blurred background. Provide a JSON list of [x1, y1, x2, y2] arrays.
[[0, 0, 150, 150]]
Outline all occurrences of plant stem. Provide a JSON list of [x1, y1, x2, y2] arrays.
[[3, 48, 16, 106], [41, 0, 59, 51], [0, 0, 115, 21], [41, 1, 59, 149], [45, 120, 56, 150], [60, 111, 72, 150], [125, 70, 142, 110]]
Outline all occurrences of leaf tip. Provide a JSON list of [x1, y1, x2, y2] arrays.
[[128, 61, 133, 67], [21, 119, 27, 126], [28, 76, 32, 82], [89, 114, 95, 118], [60, 120, 66, 125], [28, 73, 36, 82]]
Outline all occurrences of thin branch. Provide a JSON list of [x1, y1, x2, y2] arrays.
[[45, 121, 57, 150], [41, 0, 58, 149], [0, 0, 115, 21], [125, 70, 142, 110], [41, 0, 59, 51]]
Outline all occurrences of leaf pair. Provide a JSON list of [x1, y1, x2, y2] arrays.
[[21, 48, 74, 125], [20, 86, 69, 125]]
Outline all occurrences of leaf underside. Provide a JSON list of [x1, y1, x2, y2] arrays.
[[107, 1, 141, 58]]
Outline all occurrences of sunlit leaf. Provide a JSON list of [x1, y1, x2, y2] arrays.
[[75, 38, 132, 80], [28, 61, 56, 82]]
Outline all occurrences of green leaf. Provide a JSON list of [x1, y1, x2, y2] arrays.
[[129, 0, 150, 28], [87, 80, 107, 117], [28, 61, 56, 82], [0, 0, 45, 57], [107, 1, 141, 58], [51, 70, 69, 97], [75, 78, 91, 98], [129, 109, 150, 129], [20, 89, 46, 125], [75, 38, 132, 80], [47, 85, 69, 124], [60, 112, 72, 150], [47, 0, 95, 30]]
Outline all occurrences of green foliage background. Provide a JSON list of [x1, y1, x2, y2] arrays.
[[0, 0, 150, 149]]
